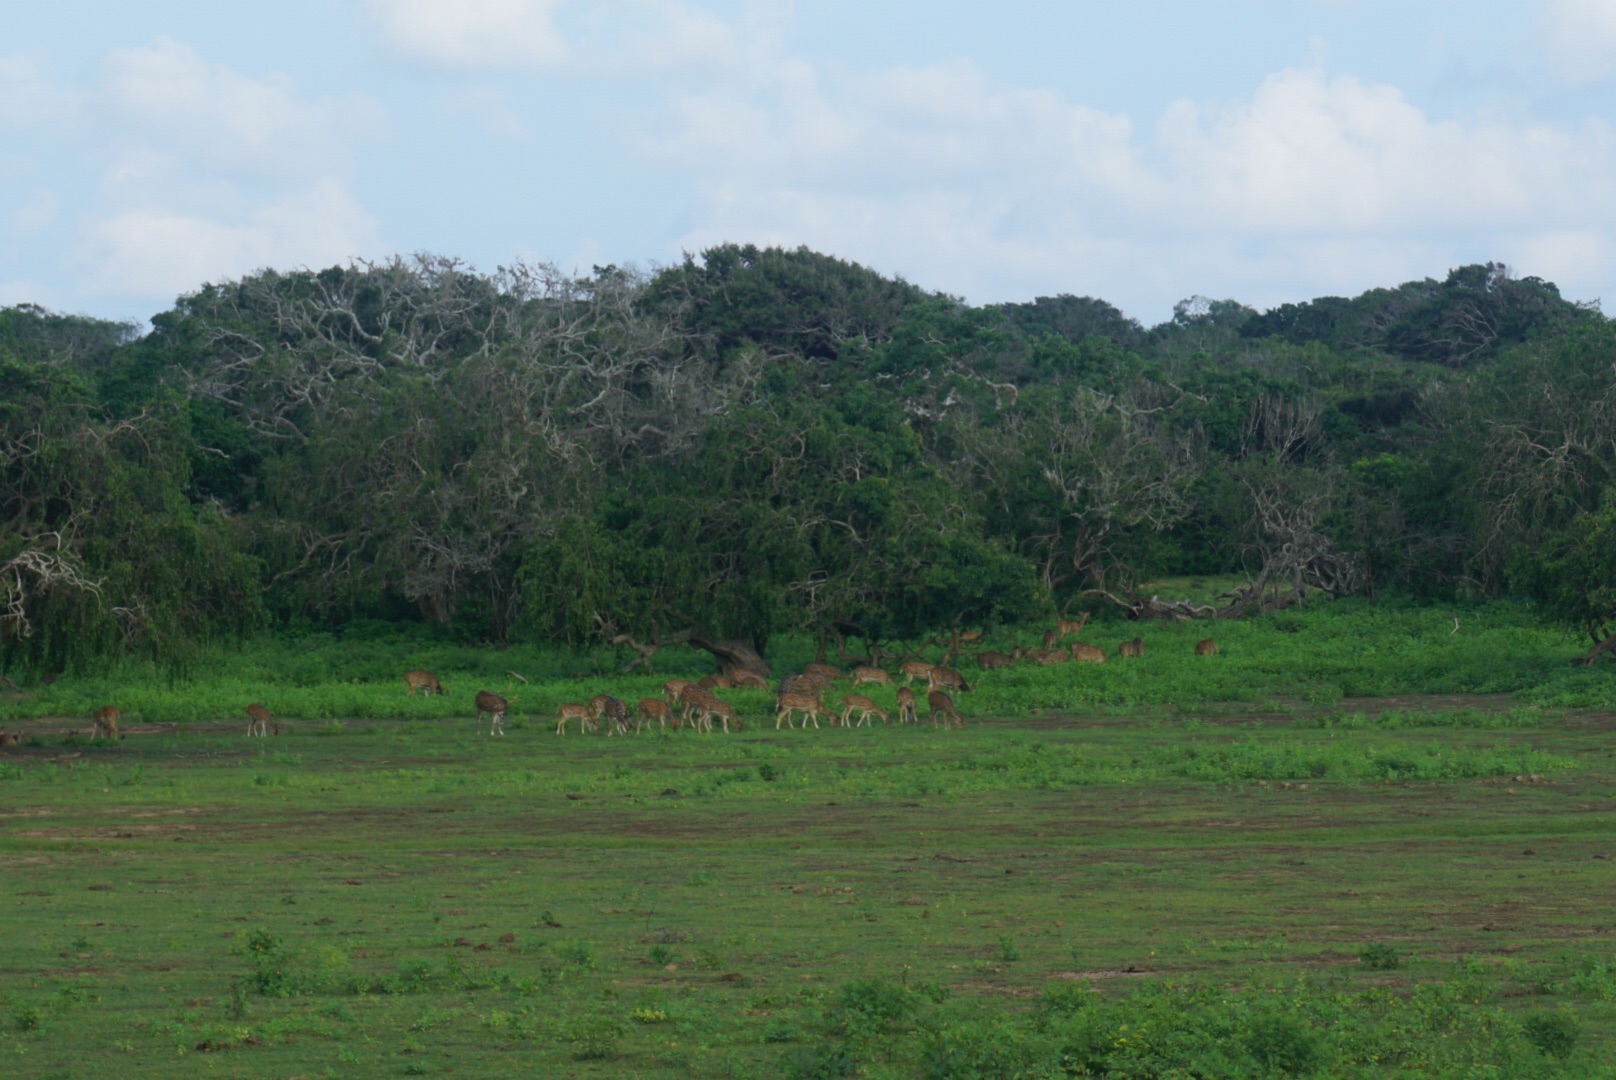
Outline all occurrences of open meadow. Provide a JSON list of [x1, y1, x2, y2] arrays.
[[3, 602, 1616, 1078]]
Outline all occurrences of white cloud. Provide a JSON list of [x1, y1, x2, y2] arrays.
[[363, 0, 569, 69], [10, 188, 60, 233], [1540, 0, 1616, 84], [0, 55, 70, 129]]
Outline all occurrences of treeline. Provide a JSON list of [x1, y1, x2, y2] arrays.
[[2, 248, 1614, 674]]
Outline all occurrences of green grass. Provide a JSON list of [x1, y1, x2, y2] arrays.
[[3, 600, 1616, 1076]]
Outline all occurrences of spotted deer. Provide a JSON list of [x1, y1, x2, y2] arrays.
[[0, 728, 19, 747], [590, 695, 629, 736], [726, 669, 769, 689], [635, 697, 673, 732], [246, 703, 276, 737], [838, 694, 887, 728], [926, 666, 971, 692], [91, 706, 120, 740], [1070, 642, 1107, 664], [775, 692, 824, 730], [927, 690, 964, 728], [555, 703, 594, 735], [698, 674, 735, 690], [475, 691, 510, 736], [1042, 630, 1059, 649], [662, 679, 694, 706], [895, 687, 918, 724], [1057, 614, 1089, 638], [804, 662, 843, 682], [1026, 649, 1068, 665], [701, 698, 739, 734], [1195, 639, 1218, 656], [975, 651, 1014, 670], [402, 670, 443, 697], [1119, 637, 1144, 658], [899, 661, 934, 686], [851, 666, 893, 687]]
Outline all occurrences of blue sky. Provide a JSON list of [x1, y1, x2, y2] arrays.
[[4, 1, 1615, 324]]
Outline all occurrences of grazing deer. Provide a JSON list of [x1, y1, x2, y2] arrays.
[[838, 694, 887, 728], [474, 691, 510, 736], [1027, 649, 1068, 665], [804, 662, 842, 682], [555, 703, 594, 735], [775, 692, 824, 730], [780, 672, 831, 696], [589, 695, 628, 735], [662, 679, 694, 705], [702, 698, 739, 734], [1070, 642, 1107, 664], [1119, 637, 1144, 658], [895, 687, 918, 724], [975, 651, 1014, 670], [246, 703, 276, 737], [1195, 639, 1219, 656], [698, 674, 735, 690], [1042, 630, 1059, 649], [899, 661, 934, 685], [635, 697, 673, 732], [402, 670, 443, 697], [927, 690, 964, 728], [926, 667, 971, 693], [91, 706, 120, 740], [676, 683, 713, 726], [726, 669, 768, 689], [851, 666, 893, 687]]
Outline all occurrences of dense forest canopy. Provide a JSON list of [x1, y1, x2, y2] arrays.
[[2, 247, 1614, 674]]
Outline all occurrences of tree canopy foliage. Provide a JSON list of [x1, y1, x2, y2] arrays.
[[2, 247, 1612, 671]]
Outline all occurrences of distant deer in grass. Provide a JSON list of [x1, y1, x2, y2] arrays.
[[1119, 637, 1144, 658], [1042, 630, 1059, 649], [91, 706, 120, 740], [895, 687, 918, 724], [635, 697, 673, 732], [1070, 642, 1107, 664], [475, 691, 510, 736], [698, 674, 734, 690], [775, 692, 824, 730], [927, 690, 964, 728], [662, 679, 693, 706], [590, 695, 628, 736], [838, 694, 887, 728], [701, 698, 739, 734], [851, 666, 892, 687], [1026, 649, 1068, 666], [975, 651, 1014, 670], [899, 661, 934, 686], [726, 669, 768, 689], [246, 703, 276, 737], [0, 728, 18, 747], [402, 670, 443, 697], [804, 662, 842, 682], [1195, 639, 1218, 656], [1057, 614, 1089, 638], [555, 703, 594, 735], [926, 666, 970, 692]]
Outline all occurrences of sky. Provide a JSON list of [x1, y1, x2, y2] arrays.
[[3, 1, 1616, 326]]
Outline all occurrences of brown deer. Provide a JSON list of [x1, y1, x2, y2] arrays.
[[1057, 614, 1090, 638], [899, 661, 934, 685], [927, 690, 964, 728], [589, 695, 628, 734], [895, 687, 918, 724], [677, 683, 717, 726], [91, 706, 120, 740], [1194, 639, 1218, 656], [804, 662, 843, 682], [975, 651, 1014, 670], [402, 670, 443, 697], [1119, 637, 1144, 658], [635, 697, 673, 732], [957, 629, 982, 643], [1042, 630, 1059, 649], [838, 694, 887, 728], [851, 666, 893, 687], [700, 698, 739, 734], [0, 729, 18, 748], [698, 674, 735, 690], [662, 679, 694, 705], [726, 669, 768, 689], [1070, 642, 1107, 664], [1026, 649, 1068, 665], [555, 703, 594, 735], [775, 692, 824, 730], [474, 690, 510, 736], [246, 703, 276, 737], [926, 666, 971, 692], [781, 672, 831, 696]]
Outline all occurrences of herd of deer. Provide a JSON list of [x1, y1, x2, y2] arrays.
[[0, 626, 1219, 747]]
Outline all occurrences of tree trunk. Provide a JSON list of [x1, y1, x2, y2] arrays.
[[1576, 632, 1616, 666], [689, 635, 771, 677]]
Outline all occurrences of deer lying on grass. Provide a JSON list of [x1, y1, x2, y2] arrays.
[[975, 651, 1014, 670], [403, 670, 443, 697], [775, 692, 824, 730], [1026, 649, 1068, 665], [555, 703, 594, 735], [926, 666, 971, 692], [590, 695, 629, 736], [851, 666, 893, 687], [838, 694, 887, 728], [0, 728, 21, 747], [91, 706, 120, 740], [899, 661, 934, 685], [475, 691, 510, 736], [927, 690, 964, 728], [1195, 639, 1218, 656], [246, 703, 276, 737], [1070, 642, 1106, 664], [895, 687, 918, 724], [1119, 638, 1144, 658], [698, 674, 734, 690], [804, 662, 843, 682], [726, 669, 768, 689], [635, 697, 673, 732]]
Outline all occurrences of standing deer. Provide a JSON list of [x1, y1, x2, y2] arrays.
[[555, 703, 594, 735], [838, 694, 887, 728], [402, 670, 443, 697], [851, 666, 893, 687], [899, 662, 934, 686], [701, 698, 739, 734], [1119, 638, 1144, 658], [1042, 630, 1059, 649], [635, 697, 673, 732], [1070, 642, 1107, 664], [775, 692, 824, 730], [475, 691, 510, 736], [927, 690, 964, 728], [1195, 639, 1219, 656], [589, 695, 628, 735], [662, 679, 694, 705], [895, 687, 918, 724], [926, 667, 971, 693], [246, 703, 276, 737], [1057, 614, 1089, 638], [91, 706, 120, 740]]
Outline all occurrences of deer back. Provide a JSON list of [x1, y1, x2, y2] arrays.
[[1070, 643, 1107, 664], [403, 669, 442, 695], [851, 666, 892, 685], [804, 662, 842, 681], [475, 691, 508, 714], [1195, 639, 1218, 656], [727, 669, 768, 689], [975, 651, 1013, 670]]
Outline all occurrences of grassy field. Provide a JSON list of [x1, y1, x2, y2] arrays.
[[3, 602, 1616, 1077]]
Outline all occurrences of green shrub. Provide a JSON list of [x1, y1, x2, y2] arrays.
[[1522, 1009, 1581, 1059], [1359, 943, 1402, 970]]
